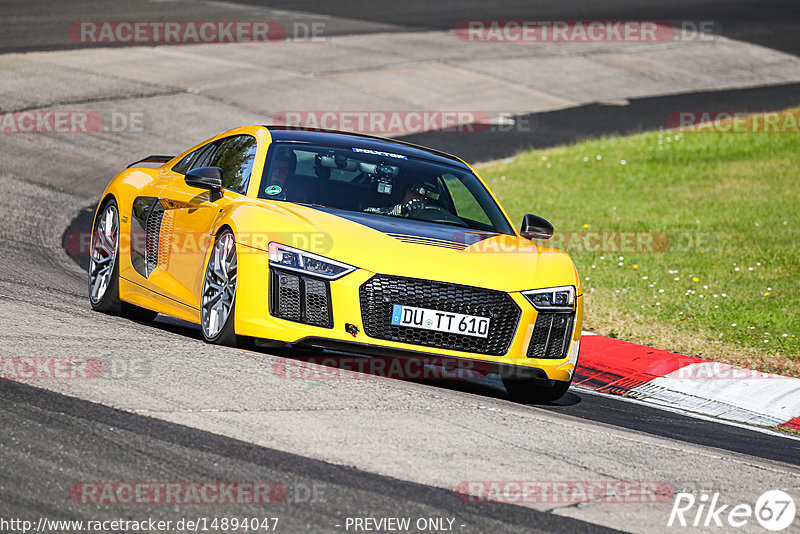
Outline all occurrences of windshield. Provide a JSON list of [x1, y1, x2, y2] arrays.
[[258, 142, 514, 235]]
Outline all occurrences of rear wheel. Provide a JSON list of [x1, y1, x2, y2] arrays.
[[200, 229, 248, 347], [503, 376, 573, 404], [88, 199, 158, 321]]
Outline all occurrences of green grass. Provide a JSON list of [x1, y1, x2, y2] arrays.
[[477, 109, 800, 373]]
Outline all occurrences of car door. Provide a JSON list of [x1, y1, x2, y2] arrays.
[[153, 135, 258, 310]]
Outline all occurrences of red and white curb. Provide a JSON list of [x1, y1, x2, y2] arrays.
[[575, 332, 800, 430]]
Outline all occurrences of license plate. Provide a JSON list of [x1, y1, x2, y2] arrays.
[[391, 304, 490, 338]]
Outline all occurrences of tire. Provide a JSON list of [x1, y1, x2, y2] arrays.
[[503, 376, 573, 404], [88, 198, 158, 322], [200, 229, 249, 347]]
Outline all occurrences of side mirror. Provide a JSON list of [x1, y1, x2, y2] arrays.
[[185, 167, 223, 200], [520, 214, 554, 240]]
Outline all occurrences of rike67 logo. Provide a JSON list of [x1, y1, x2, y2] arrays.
[[668, 490, 796, 531]]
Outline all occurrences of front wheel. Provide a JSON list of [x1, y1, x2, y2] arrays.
[[200, 229, 247, 347], [503, 376, 573, 404]]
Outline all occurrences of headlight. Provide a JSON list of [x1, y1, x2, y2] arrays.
[[522, 286, 575, 311], [268, 242, 355, 280]]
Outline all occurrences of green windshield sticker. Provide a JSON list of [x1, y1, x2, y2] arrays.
[[265, 185, 283, 196]]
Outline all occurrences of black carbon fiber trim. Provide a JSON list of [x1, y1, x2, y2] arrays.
[[144, 203, 164, 276], [527, 312, 573, 359], [359, 274, 520, 356], [270, 269, 333, 328]]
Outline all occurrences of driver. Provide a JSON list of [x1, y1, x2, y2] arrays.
[[263, 148, 308, 202], [365, 179, 440, 216]]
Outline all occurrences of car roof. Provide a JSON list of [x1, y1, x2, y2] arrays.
[[263, 126, 471, 170]]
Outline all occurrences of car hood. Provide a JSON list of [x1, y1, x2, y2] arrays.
[[244, 201, 580, 293]]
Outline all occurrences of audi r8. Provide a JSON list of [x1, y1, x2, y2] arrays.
[[89, 126, 582, 401]]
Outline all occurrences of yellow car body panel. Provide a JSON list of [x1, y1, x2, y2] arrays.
[[93, 125, 582, 383]]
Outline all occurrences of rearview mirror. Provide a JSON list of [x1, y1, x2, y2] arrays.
[[185, 167, 223, 200], [520, 214, 554, 240]]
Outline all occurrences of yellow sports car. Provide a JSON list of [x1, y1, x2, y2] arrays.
[[89, 126, 582, 402]]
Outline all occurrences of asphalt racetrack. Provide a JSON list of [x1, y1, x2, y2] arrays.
[[1, 1, 799, 533]]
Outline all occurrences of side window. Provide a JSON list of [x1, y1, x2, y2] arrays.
[[172, 142, 218, 174], [442, 174, 492, 226], [209, 135, 258, 194]]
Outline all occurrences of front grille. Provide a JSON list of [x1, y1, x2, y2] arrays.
[[359, 274, 520, 356], [270, 269, 332, 328], [526, 312, 573, 358]]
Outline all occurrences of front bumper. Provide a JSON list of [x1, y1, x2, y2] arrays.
[[234, 253, 582, 383]]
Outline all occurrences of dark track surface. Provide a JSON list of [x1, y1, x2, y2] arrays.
[[1, 0, 798, 56], [0, 378, 619, 534], [238, 0, 800, 56], [398, 82, 800, 162]]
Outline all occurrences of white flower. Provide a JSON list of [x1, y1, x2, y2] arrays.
[[748, 267, 754, 271], [596, 155, 602, 160], [655, 302, 661, 306], [658, 289, 665, 293], [674, 277, 680, 281], [600, 255, 605, 260], [735, 267, 740, 271], [591, 264, 596, 269], [731, 323, 737, 327], [585, 276, 590, 281], [721, 293, 727, 297], [618, 256, 624, 260], [546, 163, 552, 168], [714, 305, 719, 308], [642, 276, 648, 280], [713, 294, 718, 298], [541, 155, 548, 161], [583, 156, 589, 162], [649, 284, 655, 287], [783, 334, 789, 337], [618, 262, 624, 266], [620, 159, 627, 165], [699, 295, 704, 298]]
